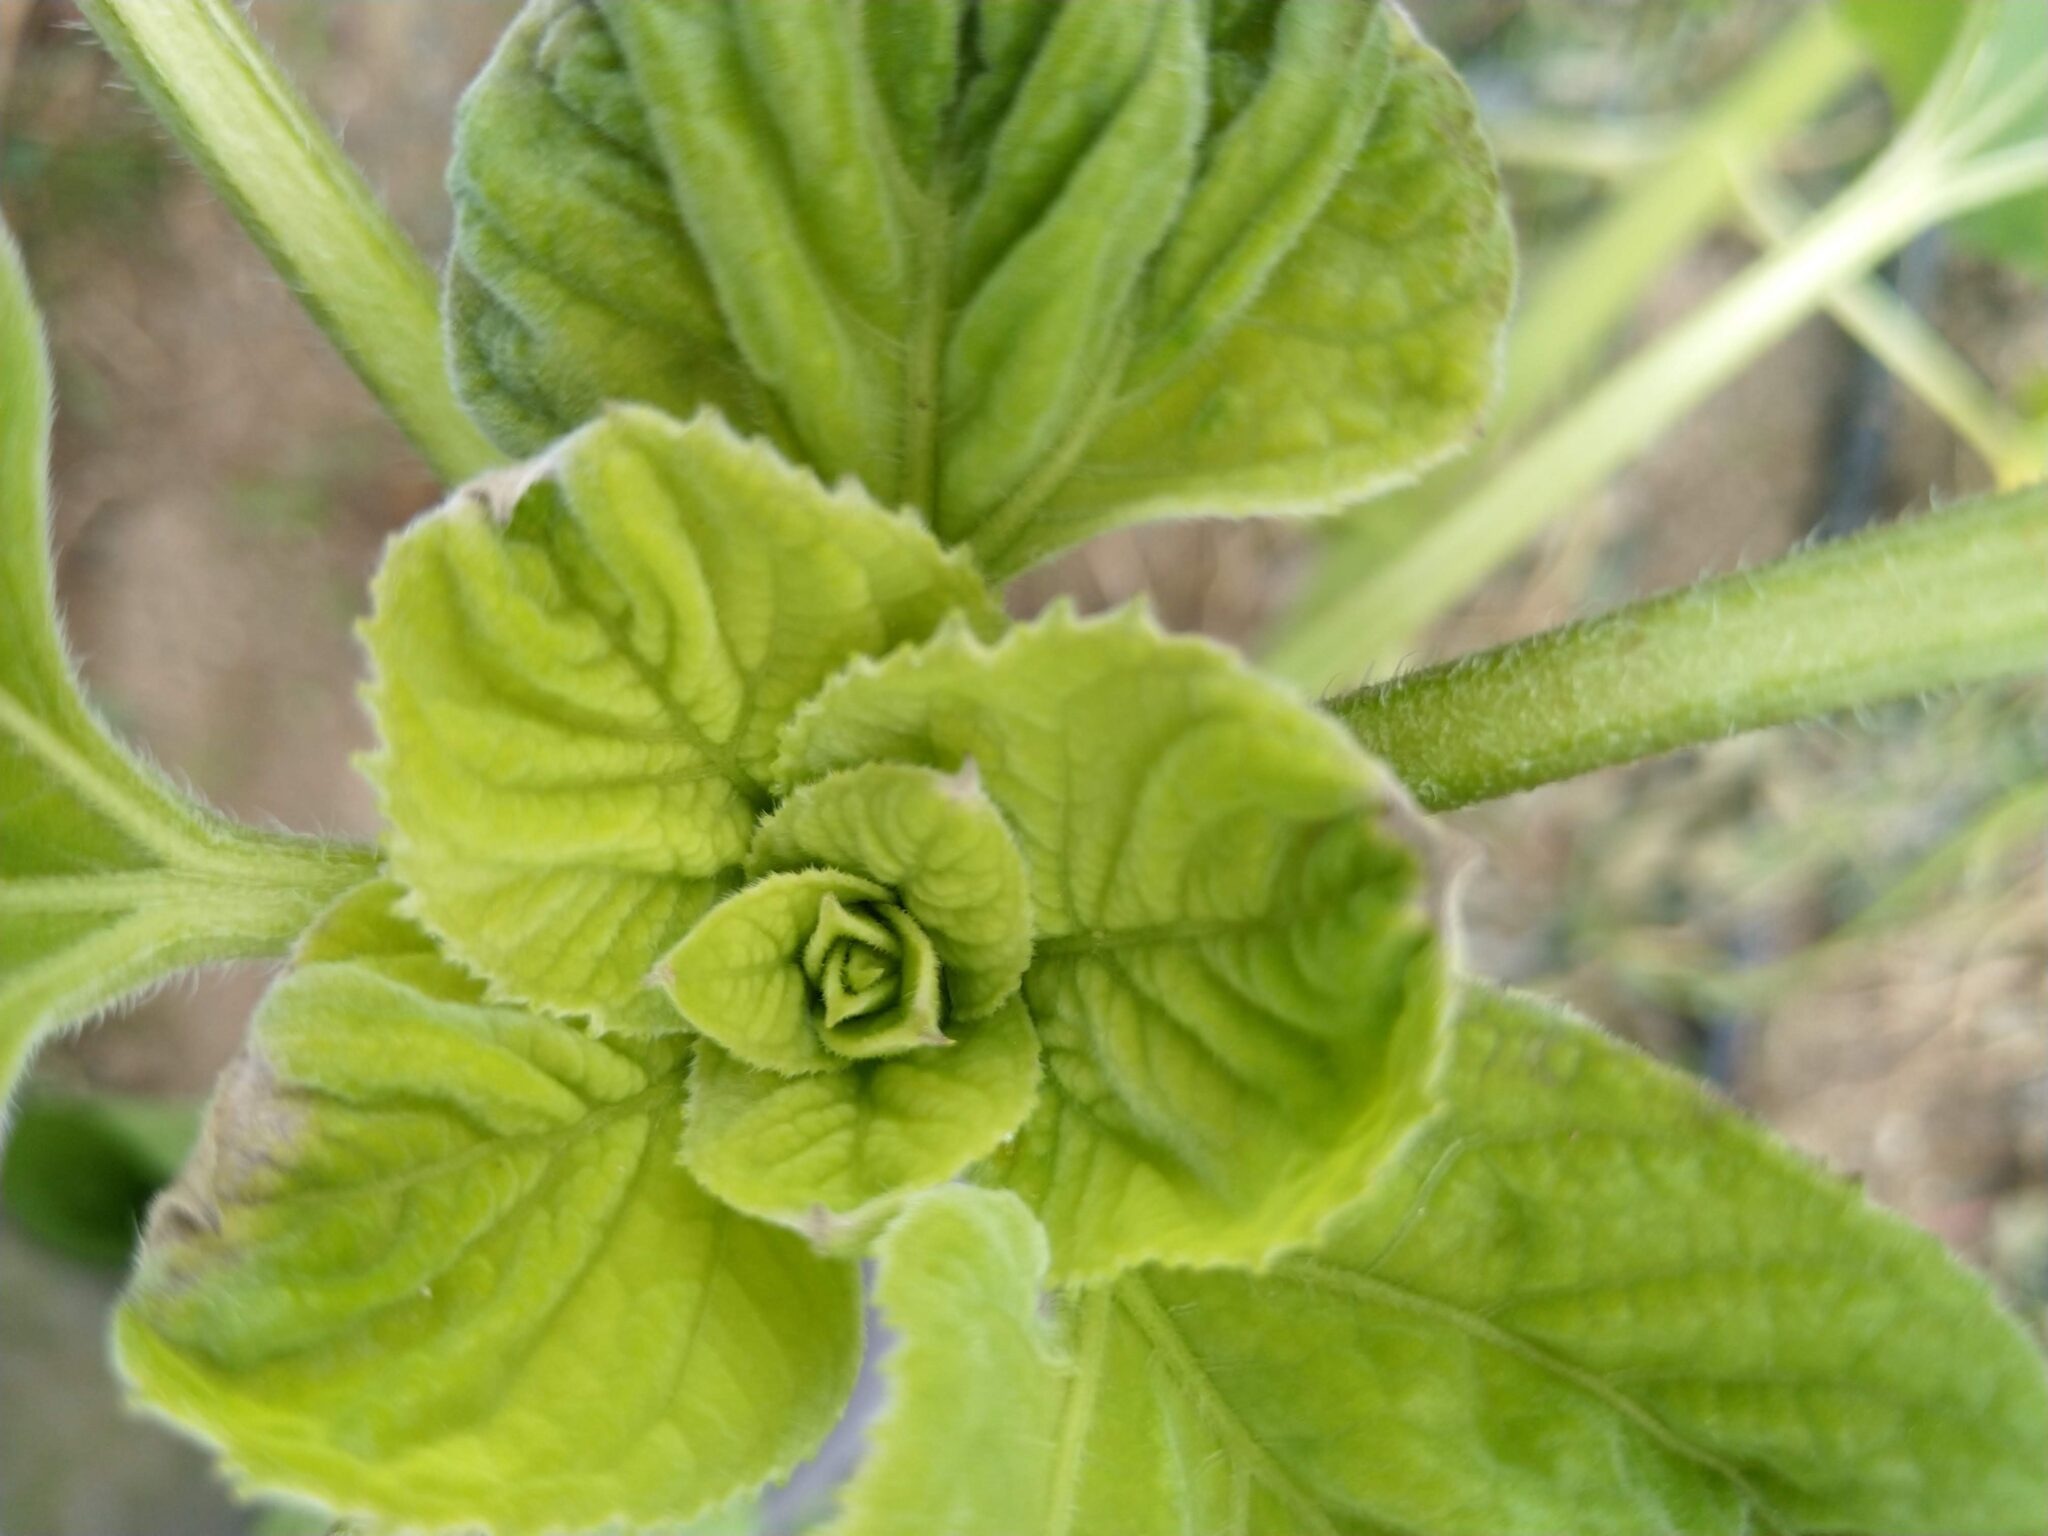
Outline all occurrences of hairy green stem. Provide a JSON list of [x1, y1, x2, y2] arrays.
[[78, 0, 502, 485], [1331, 486, 2048, 812]]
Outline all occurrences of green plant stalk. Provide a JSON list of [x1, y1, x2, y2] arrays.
[[1270, 134, 2048, 690], [1273, 9, 1866, 666], [0, 825, 376, 1107], [78, 0, 501, 486], [1735, 165, 2044, 487], [1331, 485, 2048, 812]]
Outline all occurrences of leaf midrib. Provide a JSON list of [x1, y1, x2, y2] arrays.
[[1116, 1278, 1347, 1536], [1034, 912, 1315, 956], [545, 526, 773, 817]]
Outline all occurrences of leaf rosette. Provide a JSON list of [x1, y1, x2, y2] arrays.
[[359, 401, 1451, 1277], [662, 761, 1042, 1229]]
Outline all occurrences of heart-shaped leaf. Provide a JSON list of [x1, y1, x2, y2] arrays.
[[360, 405, 997, 1022], [117, 883, 862, 1536]]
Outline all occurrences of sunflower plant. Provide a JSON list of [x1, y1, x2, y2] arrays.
[[3, 3, 2045, 1533]]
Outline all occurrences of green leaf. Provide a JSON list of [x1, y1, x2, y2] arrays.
[[665, 763, 1040, 1227], [0, 1091, 198, 1266], [1839, 0, 2048, 276], [116, 884, 862, 1536], [684, 997, 1039, 1237], [665, 763, 1033, 1070], [361, 404, 997, 1023], [779, 606, 1445, 1278], [0, 218, 373, 1111], [747, 763, 1034, 1025], [835, 993, 2048, 1536], [668, 869, 907, 1076], [446, 0, 1511, 574]]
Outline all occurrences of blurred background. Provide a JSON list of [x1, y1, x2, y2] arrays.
[[1, 2, 2043, 1531]]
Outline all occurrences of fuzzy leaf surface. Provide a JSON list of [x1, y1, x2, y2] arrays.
[[361, 404, 996, 1021], [684, 997, 1039, 1233], [780, 607, 1443, 1277], [117, 883, 862, 1536], [668, 763, 1040, 1225], [446, 0, 1512, 574], [0, 220, 368, 1109], [834, 992, 2048, 1536]]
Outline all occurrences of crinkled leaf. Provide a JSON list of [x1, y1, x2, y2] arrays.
[[117, 887, 862, 1536], [684, 997, 1039, 1231], [1839, 0, 2048, 276], [361, 404, 996, 1022], [0, 219, 368, 1111], [666, 869, 897, 1076], [447, 0, 1511, 574], [836, 993, 2048, 1536], [668, 762, 1040, 1226], [779, 606, 1444, 1278], [746, 763, 1033, 1023]]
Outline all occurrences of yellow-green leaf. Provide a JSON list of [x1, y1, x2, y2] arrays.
[[665, 763, 1041, 1226], [446, 0, 1512, 575], [360, 405, 997, 1023], [117, 886, 862, 1536], [684, 997, 1039, 1235], [835, 991, 2048, 1535], [779, 606, 1445, 1278]]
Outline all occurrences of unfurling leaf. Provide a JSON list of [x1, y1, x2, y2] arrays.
[[780, 606, 1444, 1278], [118, 883, 862, 1536], [837, 991, 2048, 1536], [665, 763, 1040, 1226], [0, 219, 369, 1111], [361, 404, 997, 1024], [447, 0, 1513, 574]]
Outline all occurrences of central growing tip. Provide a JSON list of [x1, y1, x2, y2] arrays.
[[802, 892, 947, 1058]]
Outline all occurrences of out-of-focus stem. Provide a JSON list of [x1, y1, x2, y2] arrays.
[[79, 0, 502, 485], [1734, 166, 2043, 488]]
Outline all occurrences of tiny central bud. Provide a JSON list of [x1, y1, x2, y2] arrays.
[[799, 894, 949, 1061]]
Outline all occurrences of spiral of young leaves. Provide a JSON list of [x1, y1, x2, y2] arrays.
[[661, 761, 1042, 1231], [352, 402, 1447, 1274], [445, 0, 1514, 574]]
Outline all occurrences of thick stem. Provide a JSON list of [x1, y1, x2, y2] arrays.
[[1330, 486, 2048, 812], [78, 0, 502, 486]]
